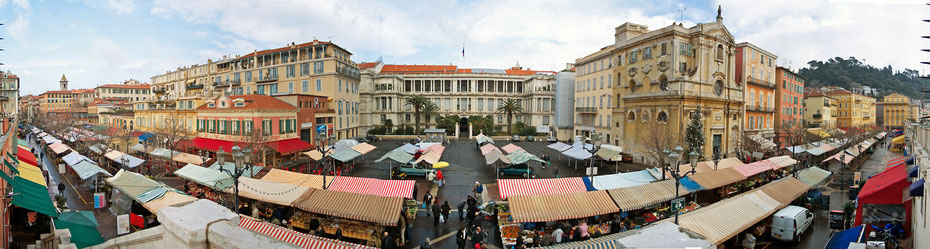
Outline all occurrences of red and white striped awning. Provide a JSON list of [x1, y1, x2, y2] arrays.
[[497, 178, 588, 200], [238, 216, 374, 249], [328, 176, 415, 199], [887, 156, 910, 167]]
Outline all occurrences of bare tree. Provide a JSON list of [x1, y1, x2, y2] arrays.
[[777, 120, 808, 148], [241, 125, 272, 169], [638, 124, 678, 167], [154, 111, 196, 170]]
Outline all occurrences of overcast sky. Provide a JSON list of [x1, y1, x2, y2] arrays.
[[0, 0, 926, 95]]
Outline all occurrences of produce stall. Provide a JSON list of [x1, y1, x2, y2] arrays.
[[291, 188, 404, 243], [289, 211, 382, 241]]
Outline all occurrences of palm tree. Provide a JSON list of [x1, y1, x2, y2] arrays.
[[422, 102, 439, 129], [383, 119, 394, 134], [496, 98, 523, 134], [405, 96, 429, 134]]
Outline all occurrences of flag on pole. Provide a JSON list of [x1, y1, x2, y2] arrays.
[[462, 43, 465, 57]]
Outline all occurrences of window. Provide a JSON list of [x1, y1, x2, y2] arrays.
[[257, 85, 265, 95], [286, 65, 295, 78], [338, 80, 342, 92], [270, 84, 278, 94], [643, 47, 652, 60], [300, 63, 310, 76], [288, 82, 294, 93], [316, 79, 322, 92], [302, 80, 309, 92], [234, 102, 244, 107], [629, 50, 638, 63], [679, 42, 692, 56], [679, 62, 687, 73], [314, 62, 324, 74], [607, 75, 612, 88], [661, 42, 667, 56], [657, 111, 668, 123], [716, 45, 724, 60]]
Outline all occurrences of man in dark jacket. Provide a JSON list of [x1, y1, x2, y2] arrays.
[[432, 202, 441, 227], [382, 232, 395, 249], [471, 226, 488, 247], [456, 226, 467, 249], [457, 201, 466, 221]]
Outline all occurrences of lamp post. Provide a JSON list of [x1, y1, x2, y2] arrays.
[[585, 133, 602, 185], [665, 145, 698, 225], [315, 129, 335, 187], [216, 146, 251, 214]]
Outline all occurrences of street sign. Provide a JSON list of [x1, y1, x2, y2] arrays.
[[585, 166, 598, 175], [671, 197, 685, 211], [316, 124, 326, 135], [94, 193, 106, 208]]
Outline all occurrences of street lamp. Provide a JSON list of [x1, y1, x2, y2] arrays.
[[315, 129, 336, 187], [665, 145, 698, 225], [585, 133, 602, 184], [216, 146, 251, 214]]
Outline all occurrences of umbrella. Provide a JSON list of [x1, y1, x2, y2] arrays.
[[433, 161, 450, 169]]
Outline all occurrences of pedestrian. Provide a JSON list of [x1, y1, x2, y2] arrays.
[[472, 226, 488, 246], [553, 165, 559, 178], [432, 201, 441, 227], [412, 183, 419, 201], [456, 226, 468, 249], [436, 169, 445, 188], [457, 201, 466, 221], [334, 224, 343, 241], [367, 230, 381, 248], [399, 210, 408, 244], [382, 232, 396, 249], [423, 192, 433, 216], [466, 205, 477, 228], [421, 237, 432, 249], [427, 170, 436, 189], [578, 221, 589, 241], [441, 201, 451, 223], [473, 182, 483, 202], [551, 227, 563, 244]]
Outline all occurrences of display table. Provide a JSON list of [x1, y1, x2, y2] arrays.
[[289, 211, 382, 241]]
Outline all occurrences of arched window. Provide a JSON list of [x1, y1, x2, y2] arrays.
[[659, 75, 668, 91], [641, 110, 650, 122], [627, 111, 636, 122], [657, 111, 669, 123], [716, 44, 724, 60], [628, 79, 637, 92], [714, 80, 724, 96]]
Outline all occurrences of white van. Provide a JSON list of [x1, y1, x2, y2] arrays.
[[771, 205, 813, 242]]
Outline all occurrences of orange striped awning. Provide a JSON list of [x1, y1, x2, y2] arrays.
[[291, 189, 403, 226], [508, 190, 618, 223]]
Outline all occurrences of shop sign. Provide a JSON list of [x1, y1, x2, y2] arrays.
[[829, 210, 845, 230], [671, 197, 685, 211]]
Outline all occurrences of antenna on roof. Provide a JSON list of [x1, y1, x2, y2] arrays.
[[676, 6, 687, 23]]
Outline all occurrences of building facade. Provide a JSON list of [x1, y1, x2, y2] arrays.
[[95, 83, 151, 102], [803, 89, 837, 129], [774, 67, 805, 146], [38, 90, 78, 115], [575, 12, 742, 161], [735, 43, 777, 142], [358, 62, 556, 137], [877, 93, 911, 130], [574, 46, 617, 144], [823, 87, 876, 129], [0, 72, 19, 118], [553, 66, 576, 141]]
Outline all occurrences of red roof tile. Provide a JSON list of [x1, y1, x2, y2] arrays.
[[96, 84, 151, 89], [379, 64, 553, 75], [198, 95, 297, 111], [359, 62, 379, 69], [240, 40, 349, 58]]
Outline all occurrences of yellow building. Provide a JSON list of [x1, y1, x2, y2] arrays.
[[574, 11, 743, 161], [573, 46, 616, 143], [38, 90, 78, 115], [878, 93, 912, 130], [133, 98, 203, 134], [802, 90, 837, 129], [823, 87, 876, 128]]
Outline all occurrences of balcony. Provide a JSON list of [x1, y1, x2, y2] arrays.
[[153, 89, 166, 94], [186, 84, 204, 90], [255, 75, 278, 84], [863, 116, 871, 120], [747, 105, 775, 113], [813, 113, 822, 119], [575, 107, 597, 113], [747, 77, 775, 88]]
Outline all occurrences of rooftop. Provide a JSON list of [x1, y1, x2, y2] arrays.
[[96, 84, 151, 90], [240, 39, 350, 58], [374, 63, 555, 76], [199, 94, 297, 111]]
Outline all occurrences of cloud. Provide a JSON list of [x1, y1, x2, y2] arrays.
[[718, 0, 925, 70], [105, 0, 135, 14], [6, 13, 29, 41]]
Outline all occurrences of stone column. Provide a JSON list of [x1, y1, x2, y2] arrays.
[[455, 122, 460, 138], [469, 123, 474, 137]]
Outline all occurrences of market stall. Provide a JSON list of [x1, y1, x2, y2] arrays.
[[797, 166, 832, 186], [261, 168, 333, 189], [589, 169, 657, 190], [175, 164, 234, 190], [326, 176, 415, 199], [855, 164, 911, 232], [497, 177, 587, 200], [501, 144, 523, 154], [480, 143, 501, 155], [291, 189, 403, 241], [107, 169, 197, 228], [238, 215, 375, 249], [505, 191, 619, 245], [48, 142, 71, 155], [172, 152, 207, 166]]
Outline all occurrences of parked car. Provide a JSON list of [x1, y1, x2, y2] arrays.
[[771, 205, 814, 242], [526, 136, 534, 141], [511, 135, 521, 142], [619, 152, 634, 163], [398, 163, 435, 177], [546, 137, 558, 142], [498, 163, 533, 178], [365, 134, 378, 142]]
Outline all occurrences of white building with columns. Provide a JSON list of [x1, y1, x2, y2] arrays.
[[359, 61, 558, 137]]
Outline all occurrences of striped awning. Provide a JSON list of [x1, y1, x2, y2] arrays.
[[508, 190, 619, 223], [688, 167, 748, 189], [758, 177, 810, 208], [540, 239, 618, 249], [498, 177, 587, 200], [480, 143, 500, 155], [327, 176, 414, 199], [887, 156, 910, 167], [501, 144, 523, 154], [291, 189, 403, 226], [238, 216, 375, 249], [606, 180, 691, 211], [733, 160, 776, 177]]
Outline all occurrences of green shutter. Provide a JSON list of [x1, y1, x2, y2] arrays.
[[279, 120, 284, 134]]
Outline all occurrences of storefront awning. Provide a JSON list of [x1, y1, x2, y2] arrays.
[[757, 177, 810, 208], [688, 167, 748, 189], [266, 138, 314, 155], [191, 137, 238, 152], [910, 179, 924, 197], [327, 176, 415, 199], [374, 148, 413, 164], [350, 142, 377, 155], [798, 166, 832, 186], [892, 135, 905, 144], [261, 169, 332, 189], [498, 177, 587, 200], [606, 179, 692, 211], [887, 156, 910, 167], [141, 191, 197, 215], [17, 146, 37, 167], [715, 157, 745, 169], [509, 190, 619, 223], [301, 149, 333, 161], [54, 211, 105, 248], [546, 142, 572, 152], [228, 177, 311, 206], [18, 161, 47, 187], [107, 170, 164, 204], [677, 190, 780, 245], [590, 170, 657, 190], [480, 143, 500, 155], [172, 152, 206, 166], [175, 164, 234, 190], [62, 152, 92, 167], [857, 164, 907, 204], [501, 144, 523, 154], [824, 225, 865, 249], [292, 189, 403, 226], [238, 216, 374, 249], [11, 173, 58, 217]]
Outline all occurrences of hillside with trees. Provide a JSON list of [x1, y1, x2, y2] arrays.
[[798, 57, 929, 99]]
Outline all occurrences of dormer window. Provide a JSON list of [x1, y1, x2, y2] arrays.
[[234, 102, 244, 107], [207, 103, 215, 108]]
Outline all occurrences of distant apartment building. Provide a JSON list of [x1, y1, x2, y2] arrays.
[[823, 87, 876, 128], [774, 67, 805, 147], [358, 61, 556, 137], [0, 71, 19, 117], [39, 90, 78, 114], [95, 83, 151, 102], [574, 45, 617, 144], [735, 42, 777, 144], [877, 93, 912, 130], [803, 89, 837, 129]]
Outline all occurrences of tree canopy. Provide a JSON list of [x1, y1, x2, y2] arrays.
[[799, 56, 929, 99]]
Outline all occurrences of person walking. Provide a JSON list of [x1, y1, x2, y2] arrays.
[[423, 192, 433, 217], [456, 226, 468, 249], [432, 201, 441, 227], [553, 165, 560, 178], [427, 170, 436, 189], [457, 201, 466, 221], [382, 232, 396, 249], [436, 169, 445, 188], [441, 201, 451, 223], [551, 227, 563, 244], [412, 183, 419, 202], [473, 182, 483, 202], [471, 226, 488, 247]]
